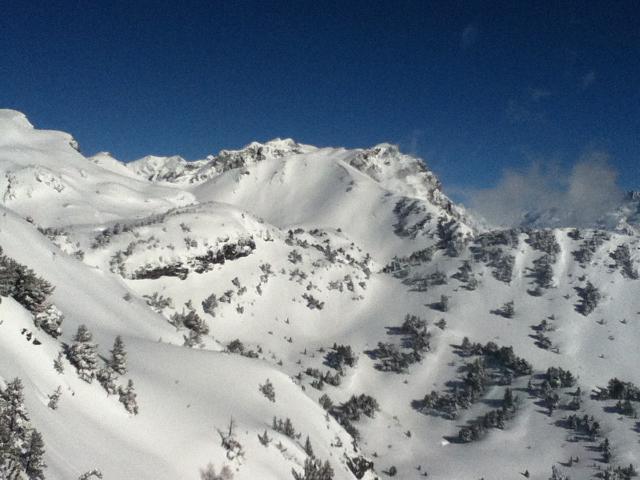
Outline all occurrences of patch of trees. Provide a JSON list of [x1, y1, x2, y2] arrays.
[[575, 281, 601, 316], [452, 261, 478, 290], [92, 205, 208, 249], [302, 293, 324, 310], [474, 229, 520, 252], [525, 230, 560, 255], [324, 344, 358, 373], [401, 270, 447, 291], [457, 388, 520, 442], [202, 293, 218, 317], [64, 327, 138, 414], [65, 324, 99, 382], [562, 413, 601, 440], [480, 342, 532, 375], [470, 230, 521, 283], [199, 463, 233, 480], [420, 340, 532, 419], [599, 464, 638, 480], [367, 315, 431, 373], [225, 339, 259, 358], [421, 359, 489, 419], [595, 378, 640, 402], [305, 368, 342, 389], [571, 231, 610, 265], [169, 305, 210, 347], [259, 379, 276, 402], [346, 456, 374, 479], [131, 238, 256, 280], [292, 457, 334, 480], [492, 301, 515, 319], [545, 367, 576, 389], [490, 253, 515, 283], [91, 214, 169, 249], [437, 217, 467, 257], [532, 319, 557, 351], [217, 418, 244, 461], [325, 394, 379, 441], [143, 292, 174, 312], [531, 372, 582, 414], [527, 254, 555, 295], [610, 244, 638, 279], [189, 238, 256, 273], [272, 416, 299, 439], [0, 247, 55, 316], [382, 248, 434, 278], [132, 261, 189, 280], [392, 198, 432, 239], [288, 249, 303, 264]]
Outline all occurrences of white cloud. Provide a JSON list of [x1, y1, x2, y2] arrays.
[[465, 151, 625, 228]]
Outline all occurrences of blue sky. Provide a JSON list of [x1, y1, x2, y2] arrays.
[[1, 1, 638, 193]]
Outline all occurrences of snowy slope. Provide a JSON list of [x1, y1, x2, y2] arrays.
[[1, 110, 639, 480], [0, 110, 194, 226]]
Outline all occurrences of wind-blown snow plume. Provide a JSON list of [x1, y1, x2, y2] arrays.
[[466, 151, 625, 228]]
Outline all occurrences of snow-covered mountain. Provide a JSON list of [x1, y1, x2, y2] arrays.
[[1, 109, 639, 480]]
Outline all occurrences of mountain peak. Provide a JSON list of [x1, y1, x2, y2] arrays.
[[0, 108, 34, 129]]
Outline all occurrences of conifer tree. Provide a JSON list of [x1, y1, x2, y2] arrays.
[[1, 378, 29, 443], [53, 351, 65, 374], [22, 429, 46, 480], [0, 377, 35, 478], [304, 435, 314, 457], [97, 367, 117, 395], [67, 325, 99, 383], [34, 304, 64, 338], [109, 336, 127, 375], [118, 380, 139, 415], [47, 386, 63, 410], [292, 457, 334, 480]]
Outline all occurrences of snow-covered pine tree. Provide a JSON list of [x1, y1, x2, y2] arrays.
[[21, 429, 46, 480], [0, 378, 29, 443], [34, 304, 64, 338], [0, 377, 32, 478], [0, 249, 54, 313], [97, 366, 118, 395], [13, 264, 54, 314], [576, 281, 601, 316], [118, 379, 139, 415], [53, 351, 65, 374], [292, 457, 334, 480], [303, 435, 314, 457], [67, 325, 99, 383], [47, 386, 63, 410], [109, 336, 127, 375], [259, 379, 276, 402], [77, 469, 103, 480]]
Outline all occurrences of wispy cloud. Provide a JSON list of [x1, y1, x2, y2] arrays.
[[465, 151, 625, 228], [460, 24, 479, 49], [581, 70, 596, 90]]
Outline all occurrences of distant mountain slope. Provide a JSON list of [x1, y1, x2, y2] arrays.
[[0, 110, 194, 226]]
